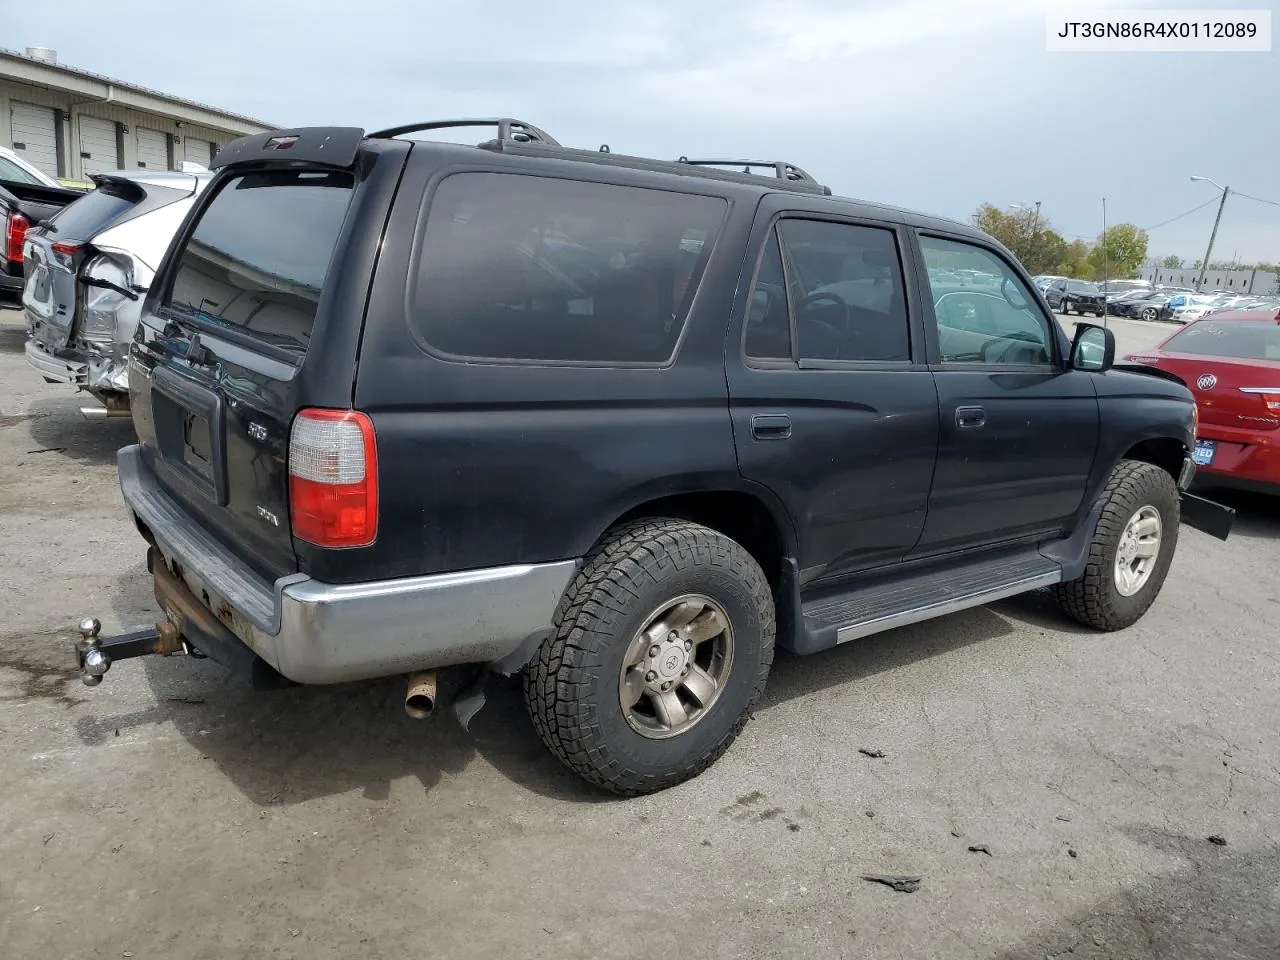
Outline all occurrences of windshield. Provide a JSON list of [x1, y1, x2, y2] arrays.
[[1165, 319, 1280, 360], [0, 156, 45, 186], [1066, 281, 1098, 293]]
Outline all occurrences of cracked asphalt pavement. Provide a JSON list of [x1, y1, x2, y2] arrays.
[[2, 312, 1278, 959]]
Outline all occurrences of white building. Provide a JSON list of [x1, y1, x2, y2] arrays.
[[2, 46, 274, 184], [1141, 265, 1279, 295]]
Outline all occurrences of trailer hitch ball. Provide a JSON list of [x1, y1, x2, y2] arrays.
[[77, 617, 109, 687]]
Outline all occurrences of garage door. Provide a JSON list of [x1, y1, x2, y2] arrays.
[[135, 128, 169, 171], [78, 115, 120, 178], [10, 102, 59, 177], [183, 135, 215, 167]]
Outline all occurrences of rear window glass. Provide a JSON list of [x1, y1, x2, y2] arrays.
[[45, 186, 138, 239], [1165, 319, 1280, 360], [163, 169, 353, 353], [409, 172, 727, 364]]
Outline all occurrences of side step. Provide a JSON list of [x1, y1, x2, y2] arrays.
[[793, 551, 1063, 655]]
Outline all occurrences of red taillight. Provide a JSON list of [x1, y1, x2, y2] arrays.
[[4, 212, 28, 264], [1240, 388, 1280, 413], [288, 408, 378, 548], [51, 239, 81, 268]]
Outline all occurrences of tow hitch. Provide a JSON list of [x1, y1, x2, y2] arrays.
[[74, 617, 195, 686]]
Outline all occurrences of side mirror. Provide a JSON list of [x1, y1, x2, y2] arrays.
[[1071, 322, 1115, 372]]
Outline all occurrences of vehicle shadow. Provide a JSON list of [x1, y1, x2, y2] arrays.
[[25, 396, 134, 466], [991, 827, 1280, 960], [73, 586, 1061, 806], [72, 652, 495, 805], [759, 603, 1020, 710], [0, 318, 26, 354]]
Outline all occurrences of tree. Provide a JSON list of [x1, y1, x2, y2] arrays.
[[970, 203, 1063, 275], [1087, 223, 1148, 279], [1160, 254, 1183, 269], [1058, 239, 1094, 278]]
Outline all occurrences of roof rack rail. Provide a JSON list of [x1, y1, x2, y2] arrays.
[[368, 118, 560, 147], [675, 158, 822, 186]]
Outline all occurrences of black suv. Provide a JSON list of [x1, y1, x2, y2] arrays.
[[76, 119, 1233, 795], [1044, 278, 1107, 316]]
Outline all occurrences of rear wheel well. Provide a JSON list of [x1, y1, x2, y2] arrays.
[[1122, 437, 1185, 480], [610, 492, 787, 591]]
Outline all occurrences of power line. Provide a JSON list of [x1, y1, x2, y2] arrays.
[[1233, 190, 1280, 208], [1142, 196, 1219, 231]]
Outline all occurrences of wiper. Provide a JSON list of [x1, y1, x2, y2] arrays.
[[79, 275, 145, 300]]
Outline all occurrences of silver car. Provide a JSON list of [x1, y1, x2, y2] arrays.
[[23, 165, 212, 418]]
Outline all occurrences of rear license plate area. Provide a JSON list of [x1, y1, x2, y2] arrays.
[[182, 412, 214, 481], [151, 365, 228, 504], [1192, 439, 1216, 466]]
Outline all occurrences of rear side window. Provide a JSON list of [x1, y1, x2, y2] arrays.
[[1164, 319, 1280, 359], [409, 172, 727, 364], [163, 169, 354, 353], [45, 186, 139, 239]]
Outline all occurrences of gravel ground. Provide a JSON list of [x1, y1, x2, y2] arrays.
[[1, 310, 1277, 960]]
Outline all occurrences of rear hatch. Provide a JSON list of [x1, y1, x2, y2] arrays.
[[1148, 317, 1280, 433], [129, 132, 407, 580], [24, 174, 198, 351]]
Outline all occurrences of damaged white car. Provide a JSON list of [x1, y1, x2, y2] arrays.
[[23, 166, 211, 419]]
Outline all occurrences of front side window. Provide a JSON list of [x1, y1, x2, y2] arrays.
[[164, 169, 354, 354], [409, 173, 726, 364], [920, 235, 1054, 365]]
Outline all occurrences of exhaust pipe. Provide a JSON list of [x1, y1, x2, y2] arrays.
[[79, 405, 130, 420], [404, 671, 437, 719]]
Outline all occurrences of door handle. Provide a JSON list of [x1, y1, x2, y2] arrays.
[[955, 405, 986, 429], [751, 414, 792, 440]]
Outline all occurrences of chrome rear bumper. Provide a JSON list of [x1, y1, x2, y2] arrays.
[[117, 444, 578, 684]]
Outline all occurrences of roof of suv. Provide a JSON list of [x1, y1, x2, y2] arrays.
[[211, 117, 981, 241]]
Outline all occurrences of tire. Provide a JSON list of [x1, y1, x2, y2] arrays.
[[1141, 307, 1158, 321], [1053, 460, 1180, 631], [1061, 299, 1072, 315], [524, 518, 775, 795]]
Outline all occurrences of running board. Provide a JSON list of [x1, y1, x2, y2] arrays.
[[793, 551, 1063, 655]]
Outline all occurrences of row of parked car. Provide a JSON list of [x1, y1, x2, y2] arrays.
[[1031, 273, 1280, 324]]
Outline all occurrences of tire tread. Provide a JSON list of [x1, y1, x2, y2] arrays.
[[524, 518, 775, 796]]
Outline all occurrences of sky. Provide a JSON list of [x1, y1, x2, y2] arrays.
[[9, 0, 1278, 262]]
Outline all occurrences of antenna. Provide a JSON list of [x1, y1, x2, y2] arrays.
[[1102, 197, 1109, 329]]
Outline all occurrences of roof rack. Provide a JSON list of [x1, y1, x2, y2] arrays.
[[368, 117, 560, 147], [675, 158, 822, 186]]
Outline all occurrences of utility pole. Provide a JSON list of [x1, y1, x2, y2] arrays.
[[1190, 177, 1230, 293]]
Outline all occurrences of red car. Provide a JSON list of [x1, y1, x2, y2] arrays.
[[1126, 310, 1280, 495]]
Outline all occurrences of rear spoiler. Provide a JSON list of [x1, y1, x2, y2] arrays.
[[211, 127, 365, 171]]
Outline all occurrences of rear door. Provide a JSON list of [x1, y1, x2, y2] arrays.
[[727, 196, 939, 584], [79, 116, 121, 178], [24, 176, 193, 351], [130, 137, 409, 578], [135, 128, 170, 171], [183, 136, 216, 167], [10, 102, 59, 178]]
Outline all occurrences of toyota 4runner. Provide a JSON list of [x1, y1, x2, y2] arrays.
[[74, 119, 1235, 795]]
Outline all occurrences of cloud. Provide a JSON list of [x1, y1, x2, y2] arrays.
[[6, 0, 1277, 260]]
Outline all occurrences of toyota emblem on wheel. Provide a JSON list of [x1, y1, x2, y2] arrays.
[[1197, 374, 1217, 391]]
